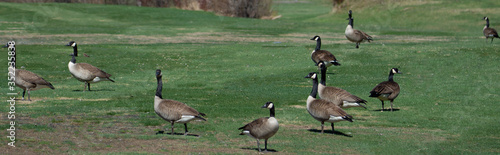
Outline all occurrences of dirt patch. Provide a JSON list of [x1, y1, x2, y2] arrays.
[[0, 114, 246, 154]]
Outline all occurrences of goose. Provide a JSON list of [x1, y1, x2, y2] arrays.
[[345, 10, 373, 48], [305, 72, 353, 134], [369, 68, 402, 112], [483, 17, 500, 43], [5, 41, 54, 101], [317, 62, 367, 109], [238, 101, 279, 152], [310, 35, 341, 68], [66, 41, 114, 91], [154, 69, 206, 135]]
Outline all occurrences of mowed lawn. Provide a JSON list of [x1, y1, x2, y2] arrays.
[[0, 0, 499, 154]]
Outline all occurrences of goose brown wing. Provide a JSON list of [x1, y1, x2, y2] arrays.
[[312, 50, 337, 64], [16, 69, 54, 88], [78, 63, 112, 78]]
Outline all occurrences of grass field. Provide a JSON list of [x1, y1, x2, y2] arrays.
[[1, 0, 499, 154]]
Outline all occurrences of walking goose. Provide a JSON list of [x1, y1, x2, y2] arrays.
[[317, 62, 367, 109], [483, 17, 500, 43], [305, 72, 353, 133], [66, 41, 114, 91], [5, 41, 54, 101], [369, 68, 402, 112], [239, 101, 279, 152], [310, 35, 341, 68], [154, 69, 206, 135], [345, 10, 373, 48]]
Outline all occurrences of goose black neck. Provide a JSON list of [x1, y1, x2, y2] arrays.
[[388, 71, 395, 82], [73, 45, 78, 57], [310, 77, 319, 98], [315, 38, 321, 51], [71, 54, 76, 63], [320, 65, 327, 86], [156, 76, 163, 99], [269, 106, 275, 117], [349, 18, 354, 28], [486, 19, 490, 28]]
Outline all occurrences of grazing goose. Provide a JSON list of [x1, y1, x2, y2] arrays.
[[345, 10, 373, 48], [317, 62, 367, 109], [154, 69, 206, 135], [239, 101, 279, 152], [5, 41, 54, 101], [310, 35, 341, 68], [369, 68, 402, 112], [305, 72, 353, 134], [66, 41, 114, 91], [483, 17, 500, 43]]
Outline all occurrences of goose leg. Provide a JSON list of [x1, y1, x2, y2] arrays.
[[183, 123, 188, 136], [356, 43, 359, 48], [491, 38, 494, 43], [331, 123, 335, 132], [22, 90, 26, 100], [264, 139, 269, 152], [390, 100, 394, 112], [87, 82, 91, 91], [170, 121, 175, 135], [321, 121, 325, 134], [257, 139, 261, 152], [27, 89, 31, 101], [83, 82, 87, 92], [381, 100, 385, 112]]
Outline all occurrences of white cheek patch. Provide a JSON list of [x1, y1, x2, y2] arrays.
[[267, 103, 274, 109], [72, 43, 76, 47]]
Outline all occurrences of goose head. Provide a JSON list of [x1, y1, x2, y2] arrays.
[[304, 72, 318, 80], [310, 35, 321, 41], [261, 101, 274, 109], [391, 68, 402, 74]]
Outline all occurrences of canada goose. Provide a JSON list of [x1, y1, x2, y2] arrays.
[[5, 41, 54, 101], [238, 101, 279, 152], [317, 62, 367, 109], [154, 69, 206, 135], [66, 41, 114, 91], [305, 72, 353, 134], [369, 68, 402, 112], [345, 10, 373, 48], [483, 17, 500, 43], [310, 35, 341, 67]]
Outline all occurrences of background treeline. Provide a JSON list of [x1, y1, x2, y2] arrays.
[[0, 0, 274, 18]]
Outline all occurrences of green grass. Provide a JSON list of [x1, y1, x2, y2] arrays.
[[1, 0, 500, 154]]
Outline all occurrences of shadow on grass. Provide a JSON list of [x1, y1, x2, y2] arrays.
[[307, 129, 353, 137], [372, 108, 400, 112], [241, 147, 277, 153], [155, 130, 201, 137]]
